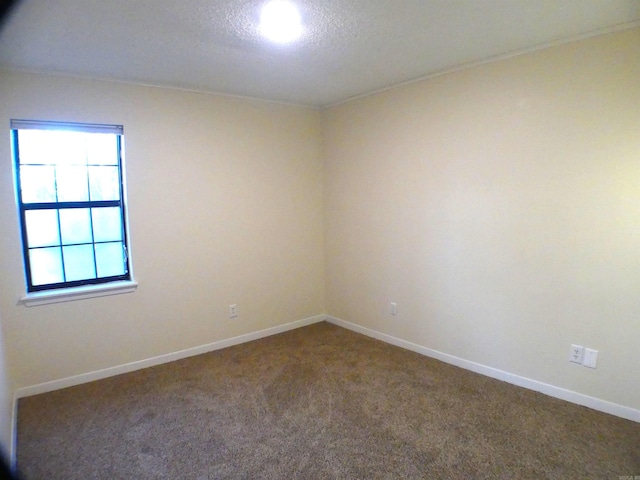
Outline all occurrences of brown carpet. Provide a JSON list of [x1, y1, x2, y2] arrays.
[[17, 322, 640, 479]]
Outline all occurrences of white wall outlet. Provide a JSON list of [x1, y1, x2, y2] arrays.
[[229, 304, 238, 318], [569, 344, 584, 364], [390, 302, 397, 316], [583, 348, 598, 369]]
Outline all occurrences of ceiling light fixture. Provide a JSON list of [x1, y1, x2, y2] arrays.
[[259, 0, 303, 44]]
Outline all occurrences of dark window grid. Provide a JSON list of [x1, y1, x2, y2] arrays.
[[28, 240, 124, 250], [27, 241, 125, 285], [21, 200, 121, 209], [20, 201, 125, 285], [27, 241, 124, 279], [13, 130, 131, 292], [13, 130, 34, 289], [88, 208, 99, 280], [27, 271, 129, 292], [115, 136, 130, 271], [19, 163, 119, 205], [20, 176, 124, 281]]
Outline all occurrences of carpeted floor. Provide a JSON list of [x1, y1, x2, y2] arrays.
[[17, 321, 640, 479]]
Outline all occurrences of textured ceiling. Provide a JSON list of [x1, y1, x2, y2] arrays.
[[0, 0, 639, 107]]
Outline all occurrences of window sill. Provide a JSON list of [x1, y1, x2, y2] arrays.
[[20, 281, 138, 307]]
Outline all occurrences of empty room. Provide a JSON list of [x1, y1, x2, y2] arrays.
[[0, 1, 639, 478]]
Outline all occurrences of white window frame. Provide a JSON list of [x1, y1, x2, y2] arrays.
[[11, 119, 137, 306]]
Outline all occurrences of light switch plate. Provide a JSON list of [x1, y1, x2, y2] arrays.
[[583, 348, 598, 368]]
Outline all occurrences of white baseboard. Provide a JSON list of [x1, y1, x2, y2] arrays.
[[14, 314, 325, 400], [10, 314, 325, 468], [325, 315, 640, 423], [11, 311, 638, 470]]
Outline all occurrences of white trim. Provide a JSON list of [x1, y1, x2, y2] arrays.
[[20, 281, 138, 307], [323, 20, 640, 109], [325, 316, 640, 423], [0, 67, 321, 111], [14, 314, 325, 399], [11, 119, 123, 134]]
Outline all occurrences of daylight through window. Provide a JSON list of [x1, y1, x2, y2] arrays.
[[11, 120, 131, 292]]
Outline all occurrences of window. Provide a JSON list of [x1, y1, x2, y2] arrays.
[[11, 120, 131, 293]]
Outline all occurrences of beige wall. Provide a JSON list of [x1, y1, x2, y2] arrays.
[[0, 71, 325, 389], [323, 28, 640, 410]]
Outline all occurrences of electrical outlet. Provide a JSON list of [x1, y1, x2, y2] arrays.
[[390, 302, 397, 316], [569, 344, 584, 364], [229, 304, 238, 318], [583, 348, 598, 369]]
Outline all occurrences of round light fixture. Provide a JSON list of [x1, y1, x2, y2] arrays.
[[259, 0, 303, 44]]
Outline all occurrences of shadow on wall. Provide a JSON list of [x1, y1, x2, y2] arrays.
[[0, 2, 20, 471], [0, 1, 20, 29], [0, 446, 21, 479]]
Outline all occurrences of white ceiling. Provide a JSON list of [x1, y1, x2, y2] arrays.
[[1, 0, 639, 108]]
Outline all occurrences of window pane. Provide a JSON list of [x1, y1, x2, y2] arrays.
[[59, 208, 92, 245], [92, 207, 123, 242], [63, 245, 96, 281], [17, 130, 59, 164], [14, 122, 130, 291], [18, 130, 87, 165], [86, 134, 118, 165], [29, 247, 64, 285], [89, 166, 120, 201], [20, 165, 56, 203], [56, 165, 89, 202], [95, 242, 125, 277], [25, 210, 60, 248]]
